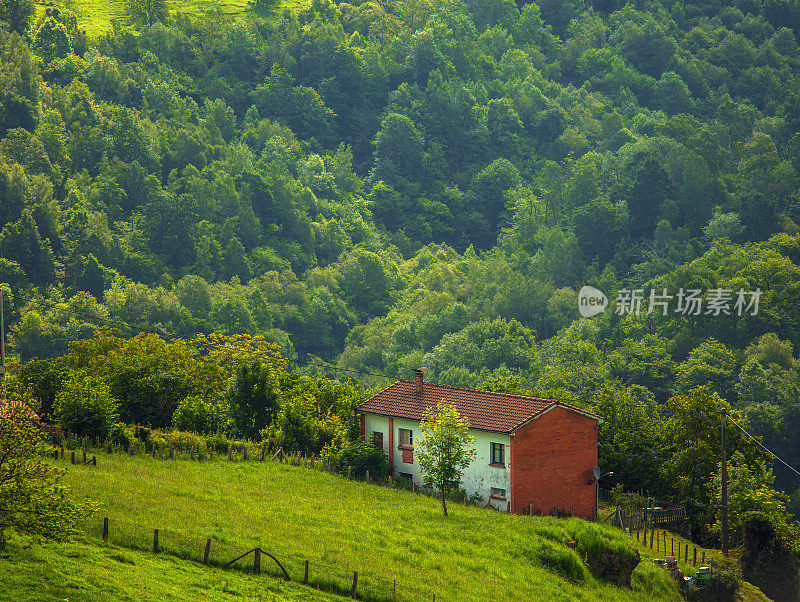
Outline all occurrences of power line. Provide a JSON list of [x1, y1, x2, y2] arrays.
[[20, 296, 399, 381], [27, 297, 174, 339], [303, 357, 397, 381], [726, 414, 800, 477]]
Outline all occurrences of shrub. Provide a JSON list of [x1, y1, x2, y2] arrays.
[[573, 525, 640, 587], [688, 555, 740, 602], [161, 430, 206, 453], [172, 395, 225, 434], [109, 423, 137, 451], [740, 511, 799, 602], [54, 375, 118, 440], [205, 433, 230, 454], [531, 540, 589, 583], [336, 440, 389, 480]]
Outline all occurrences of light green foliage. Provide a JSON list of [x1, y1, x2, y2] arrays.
[[54, 374, 119, 439], [417, 399, 477, 516], [125, 0, 167, 27], [710, 452, 792, 548], [172, 395, 224, 434], [2, 0, 800, 559], [0, 404, 88, 549]]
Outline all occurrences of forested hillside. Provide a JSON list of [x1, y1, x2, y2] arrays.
[[3, 0, 800, 560]]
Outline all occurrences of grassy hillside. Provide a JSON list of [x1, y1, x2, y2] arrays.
[[54, 451, 691, 601], [36, 0, 305, 37], [0, 532, 347, 601]]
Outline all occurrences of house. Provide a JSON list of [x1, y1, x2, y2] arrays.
[[356, 368, 603, 518]]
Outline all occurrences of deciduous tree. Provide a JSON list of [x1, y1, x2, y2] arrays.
[[417, 399, 476, 516]]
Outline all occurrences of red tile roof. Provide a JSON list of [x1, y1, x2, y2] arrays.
[[357, 379, 601, 434]]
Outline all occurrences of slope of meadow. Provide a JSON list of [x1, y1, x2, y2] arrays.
[[0, 531, 347, 601], [35, 0, 302, 37], [54, 452, 687, 601]]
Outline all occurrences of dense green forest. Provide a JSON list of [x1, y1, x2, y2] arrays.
[[3, 0, 800, 561]]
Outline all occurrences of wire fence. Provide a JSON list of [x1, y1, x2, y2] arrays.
[[85, 513, 440, 601]]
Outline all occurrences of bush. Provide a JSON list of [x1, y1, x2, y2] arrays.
[[109, 423, 137, 451], [336, 440, 389, 480], [688, 555, 740, 602], [573, 525, 641, 587], [526, 540, 589, 583], [740, 511, 799, 602], [205, 433, 230, 454], [54, 376, 118, 440], [172, 395, 225, 434]]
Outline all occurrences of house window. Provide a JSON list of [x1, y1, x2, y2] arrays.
[[490, 488, 506, 500], [372, 431, 384, 449], [399, 428, 413, 448], [490, 442, 505, 466]]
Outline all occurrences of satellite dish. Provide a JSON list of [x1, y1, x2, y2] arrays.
[[593, 466, 601, 480]]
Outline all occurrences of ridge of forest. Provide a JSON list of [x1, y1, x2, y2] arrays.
[[2, 0, 800, 578]]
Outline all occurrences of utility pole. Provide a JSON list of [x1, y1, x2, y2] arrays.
[[721, 408, 729, 556], [0, 286, 6, 402]]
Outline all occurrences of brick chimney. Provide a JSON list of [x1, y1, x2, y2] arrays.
[[414, 367, 426, 394]]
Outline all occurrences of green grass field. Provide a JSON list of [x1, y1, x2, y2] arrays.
[[36, 0, 308, 38], [0, 531, 348, 601], [48, 451, 696, 601]]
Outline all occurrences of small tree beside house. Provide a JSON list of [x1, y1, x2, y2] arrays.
[[417, 399, 477, 516]]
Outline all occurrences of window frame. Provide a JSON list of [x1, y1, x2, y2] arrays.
[[372, 431, 384, 449], [398, 428, 413, 449], [490, 442, 505, 467], [490, 487, 507, 500]]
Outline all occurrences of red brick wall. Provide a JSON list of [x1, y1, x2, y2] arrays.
[[510, 407, 598, 519]]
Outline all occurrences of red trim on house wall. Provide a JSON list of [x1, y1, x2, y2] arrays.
[[402, 449, 413, 464], [388, 417, 394, 472], [360, 414, 365, 440], [509, 406, 598, 519]]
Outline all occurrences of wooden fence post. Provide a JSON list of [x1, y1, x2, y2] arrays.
[[351, 571, 358, 598], [92, 455, 96, 466], [169, 445, 174, 459], [529, 503, 534, 516], [152, 443, 156, 458], [83, 451, 87, 464], [304, 560, 309, 584], [684, 543, 688, 562], [366, 470, 370, 483], [153, 529, 159, 553], [701, 551, 705, 565], [650, 523, 655, 549], [570, 505, 574, 518], [348, 466, 352, 480], [254, 547, 261, 574], [204, 538, 211, 564], [71, 450, 75, 464], [243, 447, 248, 461], [261, 445, 266, 461], [190, 446, 195, 461], [103, 517, 108, 542], [693, 547, 697, 566]]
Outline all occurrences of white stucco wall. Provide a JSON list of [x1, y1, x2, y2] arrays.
[[363, 413, 511, 510]]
